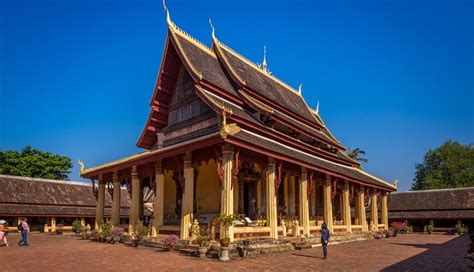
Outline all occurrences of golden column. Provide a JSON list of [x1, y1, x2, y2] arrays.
[[266, 158, 278, 239], [129, 166, 140, 233], [220, 145, 234, 241], [358, 185, 367, 231], [300, 168, 310, 237], [342, 181, 352, 233], [381, 192, 388, 228], [95, 175, 105, 229], [370, 189, 378, 231], [152, 160, 164, 237], [180, 152, 194, 240], [111, 171, 121, 226], [289, 175, 296, 216], [51, 217, 57, 232], [323, 174, 334, 233]]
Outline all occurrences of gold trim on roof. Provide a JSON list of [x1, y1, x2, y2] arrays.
[[214, 39, 301, 97], [81, 151, 149, 175], [238, 90, 274, 114], [212, 38, 246, 86], [354, 168, 398, 190], [195, 85, 233, 114], [239, 128, 396, 190], [81, 132, 221, 176], [309, 108, 342, 144]]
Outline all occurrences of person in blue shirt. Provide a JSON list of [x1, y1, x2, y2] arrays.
[[320, 222, 330, 259]]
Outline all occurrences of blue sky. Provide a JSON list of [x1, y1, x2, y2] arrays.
[[1, 0, 473, 191]]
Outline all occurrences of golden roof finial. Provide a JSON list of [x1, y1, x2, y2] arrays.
[[209, 18, 215, 40], [298, 83, 302, 94], [78, 160, 85, 174], [394, 179, 399, 188], [163, 0, 171, 25], [262, 46, 268, 73]]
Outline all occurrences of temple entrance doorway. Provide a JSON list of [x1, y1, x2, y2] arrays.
[[237, 161, 261, 219]]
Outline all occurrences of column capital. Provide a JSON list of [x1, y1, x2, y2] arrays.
[[325, 174, 331, 186], [360, 184, 365, 190], [112, 171, 119, 183], [267, 157, 276, 172], [155, 160, 163, 174], [131, 168, 138, 179], [301, 167, 307, 180], [344, 180, 350, 189]]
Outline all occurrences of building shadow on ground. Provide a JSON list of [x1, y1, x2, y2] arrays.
[[381, 235, 470, 272]]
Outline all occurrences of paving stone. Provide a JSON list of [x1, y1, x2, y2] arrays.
[[0, 233, 470, 271]]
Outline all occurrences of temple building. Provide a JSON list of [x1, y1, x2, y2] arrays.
[[0, 175, 130, 232], [80, 10, 397, 240]]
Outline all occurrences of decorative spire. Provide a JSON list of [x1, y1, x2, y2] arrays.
[[394, 179, 399, 187], [78, 160, 85, 173], [163, 0, 171, 25], [262, 46, 268, 72], [315, 101, 319, 114], [298, 83, 302, 94], [209, 18, 215, 39]]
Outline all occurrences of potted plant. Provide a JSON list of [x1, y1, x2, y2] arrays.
[[426, 224, 434, 234], [390, 221, 405, 237], [72, 220, 82, 234], [194, 227, 211, 258], [111, 227, 124, 243], [217, 214, 235, 247], [131, 221, 148, 247], [217, 214, 235, 261], [56, 224, 64, 235], [161, 234, 179, 250]]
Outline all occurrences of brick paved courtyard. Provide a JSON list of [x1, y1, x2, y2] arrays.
[[1, 233, 470, 271]]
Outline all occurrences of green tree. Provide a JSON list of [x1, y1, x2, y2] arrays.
[[345, 148, 368, 163], [0, 146, 72, 180], [411, 140, 474, 190]]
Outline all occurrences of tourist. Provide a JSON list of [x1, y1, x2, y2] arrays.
[[0, 220, 8, 247], [321, 222, 330, 259], [18, 217, 29, 246]]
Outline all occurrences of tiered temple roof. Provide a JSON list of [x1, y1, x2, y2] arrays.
[[82, 14, 396, 192]]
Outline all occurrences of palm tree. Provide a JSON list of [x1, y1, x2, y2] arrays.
[[345, 148, 368, 163]]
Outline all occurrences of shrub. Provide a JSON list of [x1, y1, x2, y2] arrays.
[[385, 230, 394, 238], [390, 221, 406, 231], [426, 225, 434, 234], [111, 227, 124, 242], [101, 221, 113, 238], [456, 224, 466, 235], [194, 227, 211, 247], [162, 235, 179, 250], [72, 220, 82, 233], [132, 221, 148, 243]]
